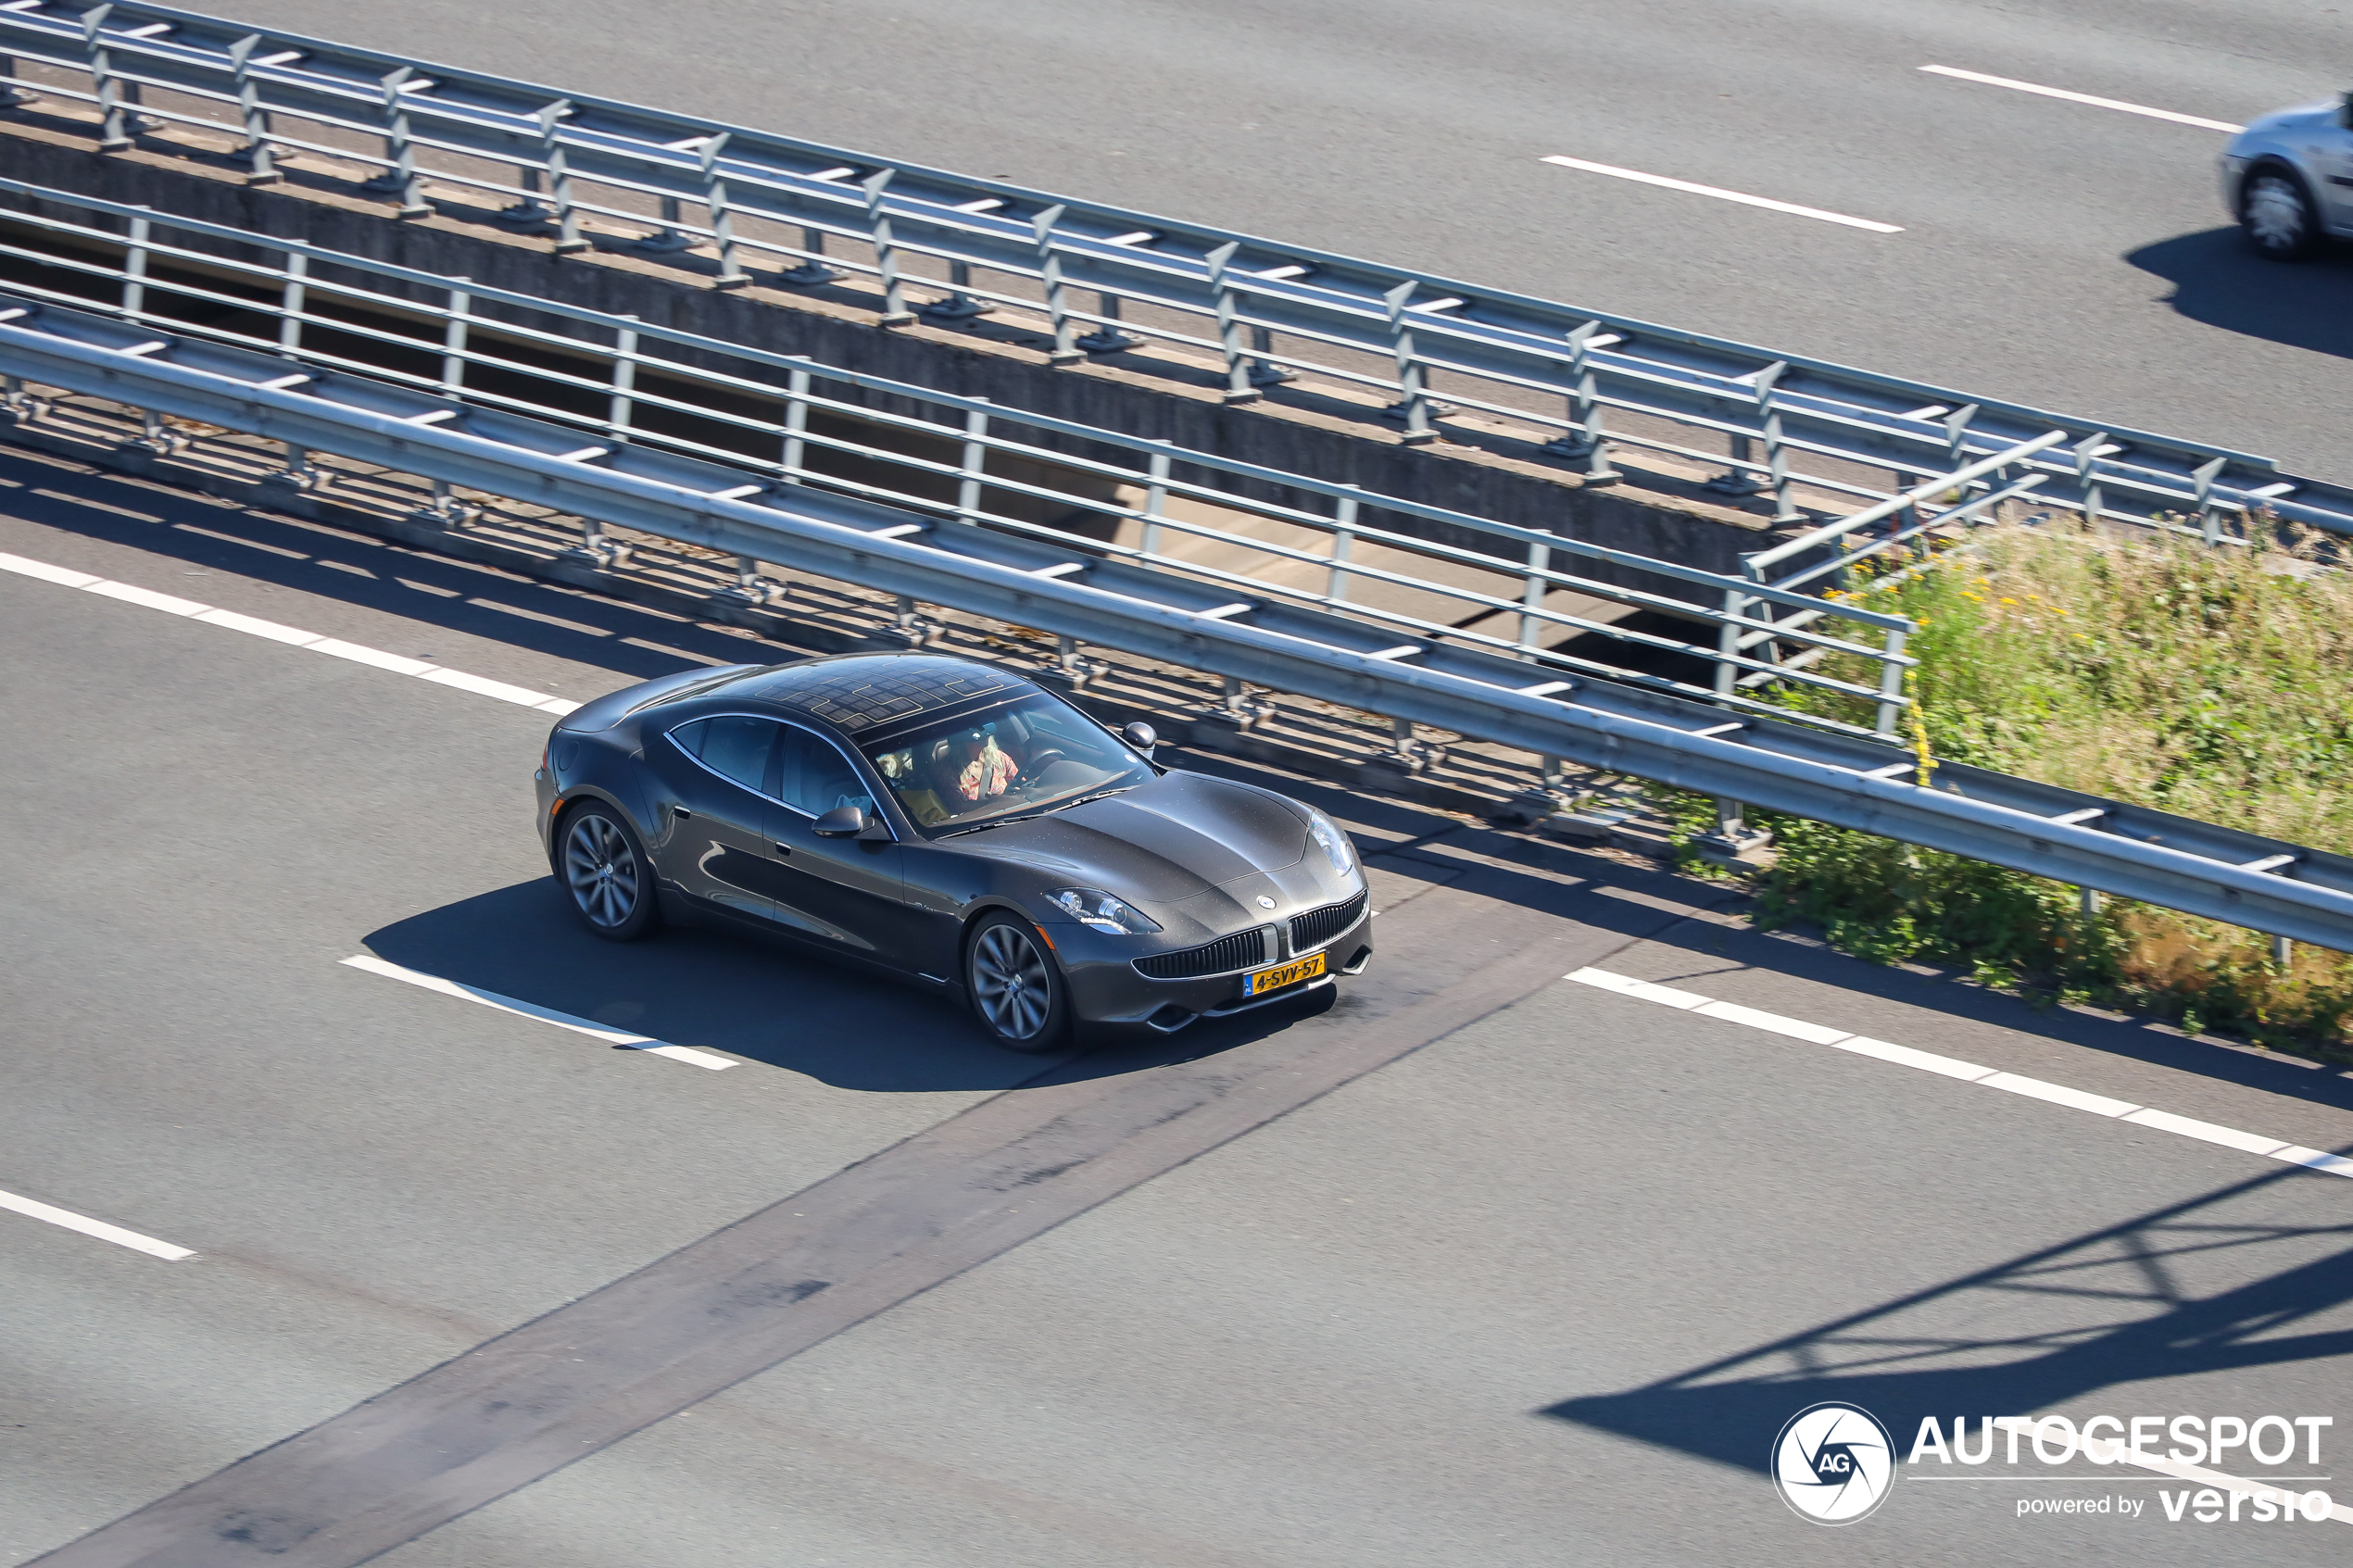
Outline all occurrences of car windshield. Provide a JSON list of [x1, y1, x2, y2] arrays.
[[859, 693, 1153, 836]]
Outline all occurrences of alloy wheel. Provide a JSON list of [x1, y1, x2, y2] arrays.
[[563, 813, 641, 929], [2245, 175, 2309, 256], [971, 922, 1052, 1041]]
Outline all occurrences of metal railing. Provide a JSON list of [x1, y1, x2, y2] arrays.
[[6, 300, 2351, 951], [0, 175, 1922, 737], [0, 0, 2346, 550]]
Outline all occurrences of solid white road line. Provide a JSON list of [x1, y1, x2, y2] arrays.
[[0, 1186, 195, 1261], [341, 954, 736, 1070], [1566, 967, 2353, 1180], [0, 549, 584, 716], [1540, 156, 1904, 233], [1919, 65, 2244, 134]]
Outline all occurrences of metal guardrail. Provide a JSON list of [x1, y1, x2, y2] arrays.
[[0, 175, 1921, 737], [5, 299, 2352, 950], [0, 0, 2347, 550]]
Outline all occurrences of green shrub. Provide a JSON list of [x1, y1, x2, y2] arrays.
[[1664, 518, 2353, 1057]]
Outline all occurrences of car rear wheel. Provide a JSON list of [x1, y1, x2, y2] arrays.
[[965, 912, 1069, 1052], [2242, 169, 2320, 260], [560, 805, 660, 941]]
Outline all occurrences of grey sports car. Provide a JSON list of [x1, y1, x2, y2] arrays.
[[533, 653, 1372, 1048]]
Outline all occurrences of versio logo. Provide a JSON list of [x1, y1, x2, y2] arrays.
[[1774, 1403, 1898, 1524]]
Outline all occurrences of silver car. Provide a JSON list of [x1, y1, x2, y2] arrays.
[[2223, 90, 2353, 259]]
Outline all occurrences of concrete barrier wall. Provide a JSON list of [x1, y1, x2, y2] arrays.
[[0, 119, 1793, 608]]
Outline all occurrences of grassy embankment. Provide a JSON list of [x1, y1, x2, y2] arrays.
[[1658, 519, 2353, 1057]]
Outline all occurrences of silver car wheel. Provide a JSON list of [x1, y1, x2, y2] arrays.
[[563, 813, 641, 929], [970, 922, 1051, 1040], [2245, 174, 2309, 254]]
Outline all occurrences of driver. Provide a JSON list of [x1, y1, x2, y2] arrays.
[[956, 730, 1020, 801]]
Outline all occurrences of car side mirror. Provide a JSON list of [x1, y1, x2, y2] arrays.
[[814, 805, 865, 838], [1121, 721, 1158, 758]]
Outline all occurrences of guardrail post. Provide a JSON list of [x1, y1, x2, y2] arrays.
[[82, 6, 134, 152], [1030, 205, 1079, 363], [781, 225, 844, 286], [715, 548, 784, 608], [277, 250, 306, 357], [1755, 363, 1800, 523], [700, 135, 749, 287], [120, 211, 149, 322], [363, 69, 432, 218], [1519, 529, 1553, 659], [954, 400, 988, 523], [562, 516, 629, 568], [1541, 320, 1619, 483], [1206, 242, 1257, 402], [1076, 290, 1139, 353], [781, 358, 812, 482], [608, 315, 638, 440], [2073, 431, 2108, 530], [1327, 485, 1359, 604], [0, 373, 44, 425], [1943, 404, 1979, 467], [409, 477, 479, 529], [538, 101, 585, 255], [1139, 441, 1172, 561], [1872, 624, 1907, 739], [922, 257, 990, 321], [2193, 456, 2228, 546], [863, 170, 914, 325], [226, 34, 279, 184], [441, 277, 470, 399], [1382, 281, 1437, 445], [1246, 324, 1294, 387], [0, 52, 37, 110], [261, 441, 321, 490]]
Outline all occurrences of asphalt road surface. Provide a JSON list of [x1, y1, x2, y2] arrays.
[[210, 0, 2353, 483], [6, 446, 2353, 1563]]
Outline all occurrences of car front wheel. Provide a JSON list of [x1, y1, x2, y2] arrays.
[[2242, 169, 2320, 261], [560, 804, 660, 941], [965, 912, 1070, 1052]]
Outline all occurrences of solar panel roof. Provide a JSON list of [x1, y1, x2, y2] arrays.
[[746, 655, 1031, 734]]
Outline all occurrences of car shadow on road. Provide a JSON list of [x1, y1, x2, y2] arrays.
[[2126, 228, 2353, 361], [360, 879, 1334, 1093], [1545, 1161, 2353, 1475]]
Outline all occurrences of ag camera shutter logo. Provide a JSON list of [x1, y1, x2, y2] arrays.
[[1772, 1402, 1898, 1524]]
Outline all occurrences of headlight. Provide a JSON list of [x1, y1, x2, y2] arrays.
[[1307, 809, 1358, 878], [1047, 887, 1163, 935]]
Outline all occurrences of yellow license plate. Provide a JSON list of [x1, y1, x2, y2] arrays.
[[1242, 950, 1327, 996]]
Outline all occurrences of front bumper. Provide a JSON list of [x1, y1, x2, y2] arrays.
[[1053, 900, 1376, 1032]]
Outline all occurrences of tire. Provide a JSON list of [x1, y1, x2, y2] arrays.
[[2241, 168, 2321, 261], [558, 803, 661, 942], [964, 911, 1071, 1052]]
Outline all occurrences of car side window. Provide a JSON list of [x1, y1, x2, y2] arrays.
[[776, 724, 878, 819], [671, 716, 781, 794]]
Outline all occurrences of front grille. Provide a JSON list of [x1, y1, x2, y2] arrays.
[[1287, 890, 1368, 955], [1133, 924, 1274, 980]]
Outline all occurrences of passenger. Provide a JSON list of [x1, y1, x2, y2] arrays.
[[893, 739, 958, 825]]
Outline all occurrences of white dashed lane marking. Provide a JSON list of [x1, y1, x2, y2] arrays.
[[1567, 967, 2353, 1180], [0, 1186, 196, 1261], [342, 955, 738, 1070], [1539, 156, 1905, 233], [1919, 65, 2245, 133], [0, 549, 582, 715]]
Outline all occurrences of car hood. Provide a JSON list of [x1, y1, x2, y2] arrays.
[[962, 770, 1308, 903], [2244, 100, 2343, 136]]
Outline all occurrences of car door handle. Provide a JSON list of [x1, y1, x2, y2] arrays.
[[774, 842, 792, 856], [673, 806, 694, 819]]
